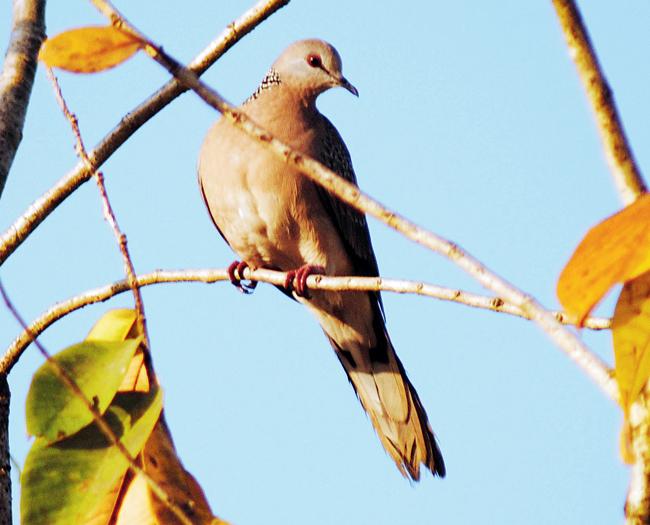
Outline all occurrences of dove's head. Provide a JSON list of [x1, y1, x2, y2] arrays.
[[272, 39, 358, 100]]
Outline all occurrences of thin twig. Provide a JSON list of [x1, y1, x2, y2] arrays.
[[0, 0, 289, 266], [88, 0, 617, 401], [551, 0, 646, 204], [1, 268, 612, 375], [45, 68, 149, 348], [0, 280, 197, 525]]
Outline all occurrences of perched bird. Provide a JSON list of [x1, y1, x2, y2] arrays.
[[198, 39, 445, 480]]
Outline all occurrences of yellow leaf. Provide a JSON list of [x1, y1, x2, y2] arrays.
[[612, 274, 650, 409], [39, 26, 144, 73], [612, 272, 650, 463], [557, 193, 650, 324], [620, 420, 634, 465], [79, 477, 125, 525], [85, 309, 152, 393], [84, 309, 151, 393], [118, 349, 151, 393], [86, 309, 137, 342]]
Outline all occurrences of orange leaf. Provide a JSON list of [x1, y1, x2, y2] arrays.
[[115, 415, 218, 525], [39, 26, 144, 73], [557, 193, 650, 324]]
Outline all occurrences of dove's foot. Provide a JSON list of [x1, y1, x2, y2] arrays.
[[227, 260, 257, 294], [284, 264, 325, 298]]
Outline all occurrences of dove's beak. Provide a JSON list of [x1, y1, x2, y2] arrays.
[[338, 76, 359, 97]]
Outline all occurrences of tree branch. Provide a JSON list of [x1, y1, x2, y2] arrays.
[[87, 2, 617, 401], [0, 0, 289, 266], [0, 0, 46, 200], [551, 0, 646, 204], [45, 67, 150, 349], [1, 268, 612, 377], [0, 1, 46, 520]]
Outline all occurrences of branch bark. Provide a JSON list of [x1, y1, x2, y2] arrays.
[[0, 0, 289, 266], [627, 388, 650, 524], [2, 267, 612, 377], [0, 1, 46, 520], [0, 0, 46, 200], [551, 0, 646, 204]]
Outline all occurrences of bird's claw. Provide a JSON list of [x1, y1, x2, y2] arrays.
[[227, 260, 257, 294], [284, 264, 325, 298]]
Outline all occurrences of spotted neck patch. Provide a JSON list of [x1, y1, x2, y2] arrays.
[[244, 68, 282, 104]]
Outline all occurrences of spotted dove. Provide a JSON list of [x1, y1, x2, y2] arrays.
[[198, 39, 445, 480]]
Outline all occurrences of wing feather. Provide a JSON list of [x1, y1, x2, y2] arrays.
[[314, 117, 384, 314]]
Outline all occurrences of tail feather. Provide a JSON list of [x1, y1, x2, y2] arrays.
[[306, 286, 445, 480], [328, 332, 445, 480]]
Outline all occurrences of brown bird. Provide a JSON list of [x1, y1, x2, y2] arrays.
[[198, 39, 444, 480]]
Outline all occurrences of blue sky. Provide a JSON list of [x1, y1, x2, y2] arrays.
[[1, 1, 649, 523]]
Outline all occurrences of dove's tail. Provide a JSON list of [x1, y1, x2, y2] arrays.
[[320, 302, 445, 480]]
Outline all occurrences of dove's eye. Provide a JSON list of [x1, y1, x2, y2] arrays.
[[306, 54, 322, 68]]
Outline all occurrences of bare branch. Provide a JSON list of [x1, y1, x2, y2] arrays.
[[0, 0, 289, 266], [45, 68, 150, 349], [87, 2, 617, 401], [551, 0, 646, 203], [0, 0, 46, 199], [2, 268, 612, 377]]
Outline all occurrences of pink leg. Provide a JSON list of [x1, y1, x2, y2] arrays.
[[227, 260, 257, 294], [284, 264, 326, 298]]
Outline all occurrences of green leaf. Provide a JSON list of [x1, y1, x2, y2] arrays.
[[26, 338, 141, 441], [85, 309, 138, 342], [21, 388, 163, 525]]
